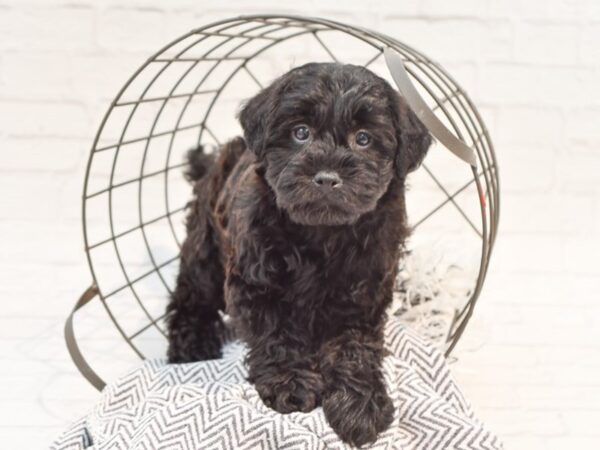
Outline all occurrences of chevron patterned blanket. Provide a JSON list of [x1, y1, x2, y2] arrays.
[[52, 318, 502, 450]]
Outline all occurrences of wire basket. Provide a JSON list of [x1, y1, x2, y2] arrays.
[[66, 14, 499, 390]]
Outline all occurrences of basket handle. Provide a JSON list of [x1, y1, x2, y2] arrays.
[[383, 47, 478, 168], [64, 284, 106, 391]]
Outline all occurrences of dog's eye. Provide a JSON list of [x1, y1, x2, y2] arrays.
[[292, 125, 310, 143], [355, 131, 371, 147]]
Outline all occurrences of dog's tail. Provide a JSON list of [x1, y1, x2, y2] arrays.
[[184, 137, 247, 187], [184, 145, 215, 183]]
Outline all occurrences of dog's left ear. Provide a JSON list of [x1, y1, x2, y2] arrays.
[[390, 90, 433, 178]]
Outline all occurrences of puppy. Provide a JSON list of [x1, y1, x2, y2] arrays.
[[166, 62, 432, 447]]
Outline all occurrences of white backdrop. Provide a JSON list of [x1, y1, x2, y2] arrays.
[[1, 1, 599, 449]]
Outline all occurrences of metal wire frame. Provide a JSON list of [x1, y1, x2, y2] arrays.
[[80, 14, 499, 363]]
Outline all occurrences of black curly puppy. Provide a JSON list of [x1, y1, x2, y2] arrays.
[[166, 62, 431, 447]]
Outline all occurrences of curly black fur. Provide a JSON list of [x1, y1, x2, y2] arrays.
[[166, 62, 431, 447]]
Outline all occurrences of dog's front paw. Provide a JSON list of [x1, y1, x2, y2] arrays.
[[254, 369, 324, 414], [323, 386, 394, 448]]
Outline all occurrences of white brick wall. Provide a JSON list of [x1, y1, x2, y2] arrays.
[[1, 1, 599, 448]]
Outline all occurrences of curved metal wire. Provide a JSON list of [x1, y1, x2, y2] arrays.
[[82, 14, 499, 358]]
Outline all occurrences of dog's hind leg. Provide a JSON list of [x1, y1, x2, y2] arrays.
[[166, 212, 225, 362], [165, 140, 245, 363]]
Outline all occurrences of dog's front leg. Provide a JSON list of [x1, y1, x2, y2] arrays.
[[319, 328, 394, 447], [227, 272, 324, 414]]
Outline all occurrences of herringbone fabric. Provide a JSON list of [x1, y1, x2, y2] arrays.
[[52, 318, 502, 449]]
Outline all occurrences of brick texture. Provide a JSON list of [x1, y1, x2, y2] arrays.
[[0, 1, 599, 449]]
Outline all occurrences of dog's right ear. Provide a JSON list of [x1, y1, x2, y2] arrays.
[[237, 74, 290, 159]]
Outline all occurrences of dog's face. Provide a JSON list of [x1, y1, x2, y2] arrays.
[[238, 63, 432, 226]]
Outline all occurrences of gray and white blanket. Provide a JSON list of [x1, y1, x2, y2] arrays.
[[51, 318, 502, 449]]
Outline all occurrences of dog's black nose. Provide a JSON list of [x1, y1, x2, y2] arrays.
[[312, 171, 342, 188]]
